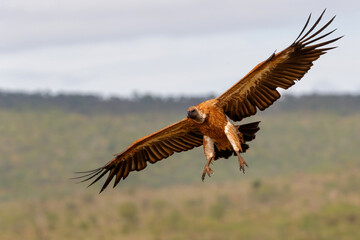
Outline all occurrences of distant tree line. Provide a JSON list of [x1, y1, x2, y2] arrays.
[[271, 94, 360, 115], [0, 90, 359, 115], [0, 91, 212, 115]]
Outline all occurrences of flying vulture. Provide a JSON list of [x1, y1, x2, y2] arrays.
[[76, 10, 342, 192]]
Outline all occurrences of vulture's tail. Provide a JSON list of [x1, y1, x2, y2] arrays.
[[238, 121, 261, 152]]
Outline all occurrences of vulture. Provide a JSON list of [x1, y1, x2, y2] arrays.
[[75, 10, 342, 192]]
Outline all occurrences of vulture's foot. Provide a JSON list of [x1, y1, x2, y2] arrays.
[[236, 152, 248, 173], [201, 165, 213, 181]]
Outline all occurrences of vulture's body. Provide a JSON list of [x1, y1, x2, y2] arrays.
[[76, 10, 342, 192]]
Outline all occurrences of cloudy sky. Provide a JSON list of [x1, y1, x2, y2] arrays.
[[0, 0, 359, 97]]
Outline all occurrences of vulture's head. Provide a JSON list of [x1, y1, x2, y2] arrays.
[[187, 106, 205, 124]]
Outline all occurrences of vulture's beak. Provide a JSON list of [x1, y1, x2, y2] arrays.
[[187, 110, 197, 119]]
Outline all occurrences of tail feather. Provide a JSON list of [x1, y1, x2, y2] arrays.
[[238, 121, 260, 142]]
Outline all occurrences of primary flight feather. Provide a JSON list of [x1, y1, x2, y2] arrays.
[[76, 10, 342, 193]]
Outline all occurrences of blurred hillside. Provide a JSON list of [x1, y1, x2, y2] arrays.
[[0, 91, 359, 240]]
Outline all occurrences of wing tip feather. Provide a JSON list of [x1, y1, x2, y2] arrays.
[[216, 9, 341, 122]]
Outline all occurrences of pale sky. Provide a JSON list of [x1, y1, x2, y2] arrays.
[[0, 0, 359, 97]]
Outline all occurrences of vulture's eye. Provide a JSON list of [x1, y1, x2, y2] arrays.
[[191, 109, 196, 113]]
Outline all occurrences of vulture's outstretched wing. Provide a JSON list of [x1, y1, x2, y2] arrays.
[[75, 118, 203, 192], [216, 10, 342, 121]]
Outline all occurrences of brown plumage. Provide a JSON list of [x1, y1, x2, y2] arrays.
[[75, 10, 342, 192]]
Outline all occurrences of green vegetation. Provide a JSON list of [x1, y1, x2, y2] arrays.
[[0, 92, 359, 239]]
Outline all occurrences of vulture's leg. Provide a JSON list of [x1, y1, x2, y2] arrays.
[[202, 136, 215, 181], [225, 122, 248, 173], [236, 151, 248, 173]]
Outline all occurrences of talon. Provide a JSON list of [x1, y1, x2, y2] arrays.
[[239, 161, 247, 173], [207, 168, 213, 177], [239, 163, 245, 173], [202, 165, 213, 181], [236, 152, 248, 174]]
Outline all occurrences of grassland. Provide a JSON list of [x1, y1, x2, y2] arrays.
[[1, 171, 360, 240], [0, 102, 359, 239]]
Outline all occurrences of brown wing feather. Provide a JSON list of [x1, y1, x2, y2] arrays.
[[216, 10, 343, 121], [75, 118, 203, 192]]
